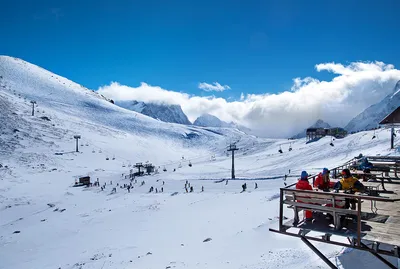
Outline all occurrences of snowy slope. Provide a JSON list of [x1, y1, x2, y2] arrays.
[[193, 113, 230, 127], [116, 100, 192, 125], [345, 80, 400, 132], [1, 56, 399, 269], [293, 119, 331, 138]]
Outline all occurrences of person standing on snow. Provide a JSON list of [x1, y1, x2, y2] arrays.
[[295, 171, 313, 222], [313, 168, 331, 191]]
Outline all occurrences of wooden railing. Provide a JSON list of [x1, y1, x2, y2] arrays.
[[278, 186, 400, 248]]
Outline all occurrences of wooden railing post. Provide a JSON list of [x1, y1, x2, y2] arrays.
[[357, 198, 362, 247], [279, 188, 284, 231]]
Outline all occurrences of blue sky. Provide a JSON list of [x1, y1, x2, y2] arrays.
[[1, 0, 399, 99]]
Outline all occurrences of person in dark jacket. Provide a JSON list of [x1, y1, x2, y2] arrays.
[[358, 157, 373, 171]]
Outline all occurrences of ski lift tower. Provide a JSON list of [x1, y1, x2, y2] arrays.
[[73, 135, 81, 152], [227, 143, 239, 179], [30, 101, 36, 116]]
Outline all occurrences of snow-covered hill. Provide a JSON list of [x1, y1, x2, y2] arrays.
[[1, 56, 399, 269], [193, 113, 230, 127], [293, 119, 332, 138], [345, 80, 400, 132], [117, 100, 192, 125]]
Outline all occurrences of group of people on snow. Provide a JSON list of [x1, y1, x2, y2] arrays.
[[295, 168, 365, 222]]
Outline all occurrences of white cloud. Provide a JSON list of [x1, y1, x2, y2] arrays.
[[98, 61, 400, 138], [198, 82, 231, 92]]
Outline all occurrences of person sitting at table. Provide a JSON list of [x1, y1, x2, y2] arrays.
[[334, 169, 365, 192], [334, 168, 365, 210], [358, 157, 373, 172], [313, 168, 331, 191], [296, 171, 313, 222]]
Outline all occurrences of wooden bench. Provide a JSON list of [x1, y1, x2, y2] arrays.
[[284, 191, 353, 230]]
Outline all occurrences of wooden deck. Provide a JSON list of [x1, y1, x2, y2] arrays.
[[270, 167, 400, 263]]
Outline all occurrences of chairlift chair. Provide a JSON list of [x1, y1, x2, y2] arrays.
[[163, 166, 167, 172], [278, 146, 283, 154], [330, 136, 334, 146], [372, 129, 376, 139], [122, 162, 126, 167], [112, 155, 115, 160], [188, 161, 192, 167], [106, 156, 109, 160], [288, 143, 292, 151], [92, 149, 95, 153]]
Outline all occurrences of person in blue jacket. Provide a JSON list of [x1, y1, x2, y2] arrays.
[[358, 157, 373, 171]]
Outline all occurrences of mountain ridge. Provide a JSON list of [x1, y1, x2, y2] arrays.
[[116, 100, 192, 125], [345, 80, 400, 132]]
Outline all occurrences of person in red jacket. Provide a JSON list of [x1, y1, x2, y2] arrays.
[[296, 171, 313, 221], [313, 168, 331, 190]]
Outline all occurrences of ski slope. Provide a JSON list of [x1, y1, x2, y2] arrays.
[[1, 56, 399, 269]]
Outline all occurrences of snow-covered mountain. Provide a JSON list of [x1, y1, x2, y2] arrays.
[[193, 113, 230, 127], [193, 113, 253, 135], [345, 80, 400, 133], [116, 100, 192, 125], [292, 119, 331, 138]]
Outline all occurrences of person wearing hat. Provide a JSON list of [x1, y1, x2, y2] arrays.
[[296, 171, 313, 221], [334, 169, 365, 192], [313, 168, 331, 191]]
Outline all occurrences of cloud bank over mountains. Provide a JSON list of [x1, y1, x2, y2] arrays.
[[98, 61, 400, 138]]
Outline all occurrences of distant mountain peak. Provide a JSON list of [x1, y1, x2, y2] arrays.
[[116, 100, 191, 125], [395, 80, 400, 91], [193, 114, 228, 128], [311, 119, 331, 128], [293, 119, 331, 138]]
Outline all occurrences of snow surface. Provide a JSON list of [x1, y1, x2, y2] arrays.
[[1, 56, 400, 269], [345, 80, 400, 132]]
